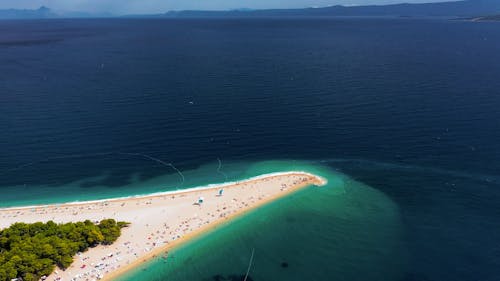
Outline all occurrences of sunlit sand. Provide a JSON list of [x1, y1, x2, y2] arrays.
[[0, 171, 326, 281]]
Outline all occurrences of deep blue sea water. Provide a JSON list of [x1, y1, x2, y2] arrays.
[[1, 18, 500, 280]]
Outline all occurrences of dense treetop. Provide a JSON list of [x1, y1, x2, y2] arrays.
[[0, 219, 129, 281]]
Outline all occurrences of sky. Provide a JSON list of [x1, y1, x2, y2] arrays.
[[0, 0, 457, 15]]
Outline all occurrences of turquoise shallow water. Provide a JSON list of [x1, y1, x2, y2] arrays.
[[114, 161, 407, 281], [0, 160, 298, 207], [0, 159, 335, 207], [0, 159, 407, 281], [2, 18, 500, 280]]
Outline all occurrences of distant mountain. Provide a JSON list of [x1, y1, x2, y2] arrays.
[[2, 0, 500, 20], [0, 6, 56, 19], [0, 6, 113, 19], [162, 0, 500, 18]]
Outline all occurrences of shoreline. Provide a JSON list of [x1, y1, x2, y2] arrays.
[[104, 173, 324, 281], [0, 171, 326, 211], [0, 171, 327, 281]]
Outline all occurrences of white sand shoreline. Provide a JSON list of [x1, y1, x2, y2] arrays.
[[0, 171, 326, 211], [0, 171, 327, 281]]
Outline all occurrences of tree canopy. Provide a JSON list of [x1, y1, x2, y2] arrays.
[[0, 219, 129, 281]]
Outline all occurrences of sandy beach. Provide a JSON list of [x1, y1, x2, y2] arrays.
[[0, 171, 326, 281]]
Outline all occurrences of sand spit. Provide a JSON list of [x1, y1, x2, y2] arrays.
[[0, 171, 326, 281]]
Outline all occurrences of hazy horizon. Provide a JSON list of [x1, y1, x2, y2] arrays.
[[0, 0, 460, 15]]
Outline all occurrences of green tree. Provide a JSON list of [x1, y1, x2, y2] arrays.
[[0, 219, 128, 281]]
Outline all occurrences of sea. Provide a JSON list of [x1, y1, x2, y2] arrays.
[[1, 17, 499, 281]]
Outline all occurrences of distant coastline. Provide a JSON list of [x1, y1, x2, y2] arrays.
[[1, 0, 500, 20]]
